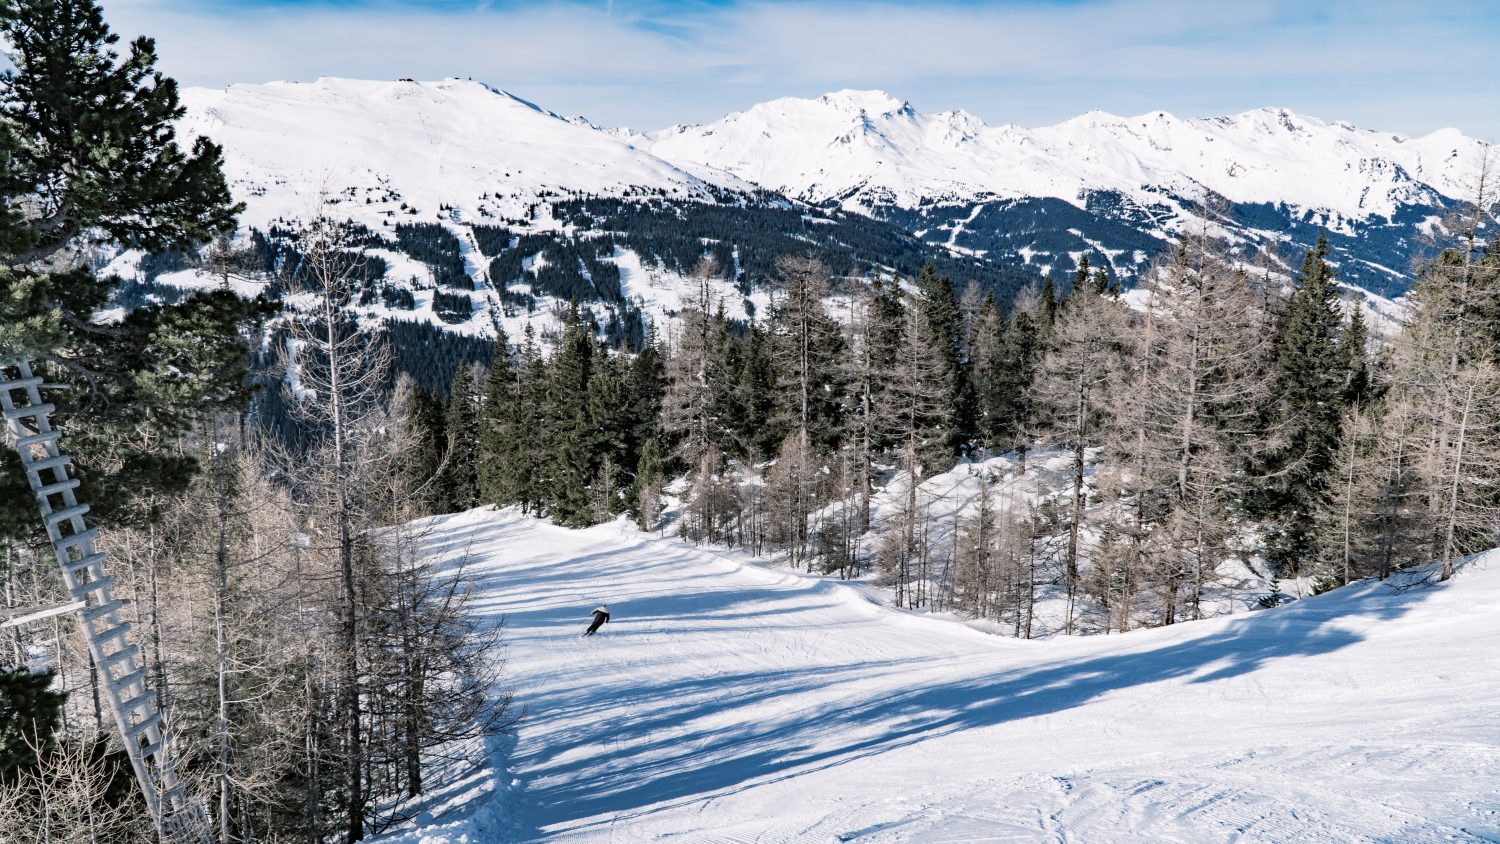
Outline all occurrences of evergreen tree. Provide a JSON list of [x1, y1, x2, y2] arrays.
[[627, 436, 665, 530], [730, 324, 778, 460], [661, 259, 731, 469], [544, 307, 596, 526], [866, 272, 907, 450], [1388, 196, 1500, 580], [586, 350, 630, 519], [876, 300, 954, 607], [444, 362, 479, 510], [399, 381, 448, 516], [1040, 276, 1058, 328], [1260, 233, 1348, 575], [1093, 266, 1112, 296], [507, 326, 549, 512], [1035, 284, 1130, 630], [0, 667, 65, 781], [984, 305, 1043, 464], [1110, 232, 1276, 624], [963, 290, 1005, 447], [623, 327, 665, 473], [1339, 306, 1373, 407], [0, 0, 271, 534], [915, 263, 971, 454], [1073, 255, 1092, 295], [476, 329, 514, 505]]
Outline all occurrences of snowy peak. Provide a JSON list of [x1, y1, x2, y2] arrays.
[[179, 77, 741, 232], [816, 89, 912, 117], [647, 93, 1490, 221]]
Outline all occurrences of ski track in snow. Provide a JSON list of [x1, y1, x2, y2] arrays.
[[375, 508, 1500, 843]]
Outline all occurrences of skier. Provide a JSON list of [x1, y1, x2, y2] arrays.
[[584, 604, 610, 636]]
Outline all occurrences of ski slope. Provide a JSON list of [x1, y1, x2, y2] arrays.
[[380, 508, 1500, 843]]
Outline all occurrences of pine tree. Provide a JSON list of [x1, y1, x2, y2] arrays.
[[729, 324, 778, 460], [0, 667, 65, 780], [1073, 255, 1092, 295], [983, 300, 1043, 465], [768, 255, 845, 454], [953, 478, 1000, 618], [1313, 408, 1382, 588], [476, 330, 515, 505], [1093, 266, 1111, 296], [662, 259, 729, 469], [0, 0, 271, 534], [444, 362, 479, 511], [1114, 232, 1277, 624], [623, 327, 665, 473], [915, 263, 970, 455], [628, 437, 665, 531], [841, 277, 903, 534], [586, 351, 630, 520], [511, 327, 549, 512], [866, 272, 907, 450], [1260, 233, 1354, 576], [763, 257, 844, 564], [877, 299, 954, 606], [1040, 276, 1058, 329], [1339, 306, 1373, 407], [544, 307, 596, 526], [1394, 183, 1500, 580], [397, 379, 448, 516]]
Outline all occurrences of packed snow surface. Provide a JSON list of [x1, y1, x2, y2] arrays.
[[380, 507, 1500, 843]]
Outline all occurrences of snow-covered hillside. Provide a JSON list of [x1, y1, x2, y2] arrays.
[[179, 77, 736, 232], [647, 89, 1486, 222], [377, 508, 1500, 843]]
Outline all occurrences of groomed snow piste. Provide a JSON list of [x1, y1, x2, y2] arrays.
[[378, 508, 1500, 843]]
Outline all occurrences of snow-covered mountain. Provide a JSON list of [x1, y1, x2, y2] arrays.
[[165, 78, 1027, 377], [647, 90, 1493, 294], [179, 77, 737, 231], [648, 89, 1479, 219], [162, 77, 1488, 365]]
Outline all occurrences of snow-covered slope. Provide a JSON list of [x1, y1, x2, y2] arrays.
[[647, 90, 1485, 221], [179, 77, 738, 232], [379, 507, 1500, 842]]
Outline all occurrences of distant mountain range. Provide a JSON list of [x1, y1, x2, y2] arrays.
[[161, 77, 1492, 364], [645, 89, 1490, 295]]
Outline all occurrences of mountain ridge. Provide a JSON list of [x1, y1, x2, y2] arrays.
[[644, 87, 1485, 221], [171, 77, 1492, 318]]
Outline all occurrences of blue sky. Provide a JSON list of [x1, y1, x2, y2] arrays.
[[103, 0, 1499, 138]]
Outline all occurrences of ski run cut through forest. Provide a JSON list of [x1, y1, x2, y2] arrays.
[[4, 1, 1500, 842], [376, 505, 1500, 843]]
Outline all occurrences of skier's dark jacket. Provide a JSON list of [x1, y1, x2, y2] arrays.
[[585, 605, 609, 635]]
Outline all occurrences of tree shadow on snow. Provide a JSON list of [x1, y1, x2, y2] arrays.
[[517, 577, 1441, 838]]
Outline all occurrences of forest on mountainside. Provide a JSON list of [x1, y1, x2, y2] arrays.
[[409, 200, 1500, 634]]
